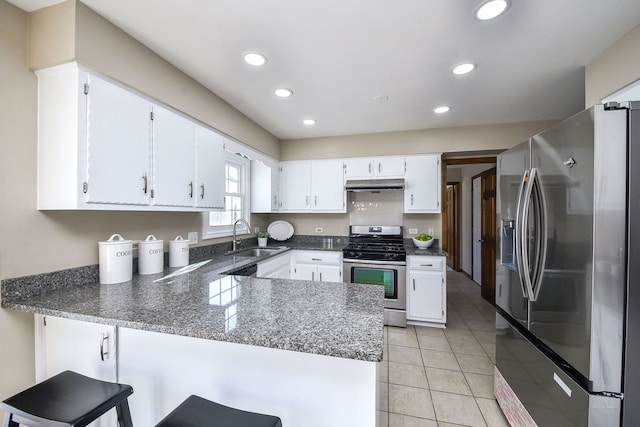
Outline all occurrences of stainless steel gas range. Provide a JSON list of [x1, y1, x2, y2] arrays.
[[342, 225, 407, 327]]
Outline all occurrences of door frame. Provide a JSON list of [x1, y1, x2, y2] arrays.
[[443, 181, 462, 271], [471, 174, 483, 283], [441, 156, 497, 278]]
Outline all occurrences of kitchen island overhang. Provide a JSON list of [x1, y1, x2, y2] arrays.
[[2, 261, 384, 426]]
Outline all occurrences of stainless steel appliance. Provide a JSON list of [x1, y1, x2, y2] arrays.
[[343, 225, 407, 327], [495, 101, 640, 426]]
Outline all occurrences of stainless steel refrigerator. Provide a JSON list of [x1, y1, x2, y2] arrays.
[[495, 101, 640, 426]]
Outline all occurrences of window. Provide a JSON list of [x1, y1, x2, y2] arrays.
[[202, 152, 250, 239]]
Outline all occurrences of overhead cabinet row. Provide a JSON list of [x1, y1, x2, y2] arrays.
[[37, 63, 225, 211], [36, 63, 441, 214], [255, 154, 441, 214]]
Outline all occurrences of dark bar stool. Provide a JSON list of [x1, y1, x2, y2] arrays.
[[155, 395, 282, 427], [1, 370, 133, 427]]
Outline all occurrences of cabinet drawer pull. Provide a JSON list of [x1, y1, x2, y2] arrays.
[[100, 333, 108, 361], [420, 264, 434, 267], [311, 258, 322, 261]]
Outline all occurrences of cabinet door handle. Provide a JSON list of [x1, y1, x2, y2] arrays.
[[320, 272, 323, 281], [200, 183, 205, 199], [312, 272, 315, 281], [142, 173, 148, 194], [411, 194, 414, 205], [305, 195, 309, 206], [315, 195, 318, 206], [413, 278, 415, 291], [378, 163, 381, 173], [99, 333, 108, 361], [189, 182, 193, 198], [368, 163, 372, 174]]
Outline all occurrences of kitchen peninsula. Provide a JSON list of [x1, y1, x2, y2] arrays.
[[1, 248, 384, 427]]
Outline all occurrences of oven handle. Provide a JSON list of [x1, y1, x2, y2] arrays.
[[342, 258, 407, 266]]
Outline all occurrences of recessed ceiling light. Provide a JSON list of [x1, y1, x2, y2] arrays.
[[274, 88, 293, 98], [303, 119, 316, 125], [244, 53, 267, 66], [475, 0, 510, 20], [434, 106, 451, 114], [373, 95, 389, 102], [452, 63, 476, 75]]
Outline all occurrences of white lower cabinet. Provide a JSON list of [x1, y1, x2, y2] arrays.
[[34, 315, 117, 427], [406, 256, 446, 326], [291, 251, 342, 282], [257, 252, 291, 279]]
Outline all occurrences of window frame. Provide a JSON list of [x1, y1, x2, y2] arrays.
[[201, 152, 250, 240]]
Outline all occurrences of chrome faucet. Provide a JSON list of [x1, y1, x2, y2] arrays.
[[232, 219, 250, 251]]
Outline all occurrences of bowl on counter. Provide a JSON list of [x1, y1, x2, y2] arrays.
[[412, 237, 434, 249]]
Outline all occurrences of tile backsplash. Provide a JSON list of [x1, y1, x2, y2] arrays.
[[348, 191, 403, 226]]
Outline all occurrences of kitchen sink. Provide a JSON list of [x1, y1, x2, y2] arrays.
[[226, 247, 281, 257]]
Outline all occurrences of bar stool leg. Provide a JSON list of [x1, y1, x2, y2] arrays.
[[116, 399, 134, 427], [3, 413, 19, 427]]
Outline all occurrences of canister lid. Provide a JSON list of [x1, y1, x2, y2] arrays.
[[99, 234, 132, 245]]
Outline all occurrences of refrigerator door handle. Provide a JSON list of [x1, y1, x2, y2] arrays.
[[514, 169, 532, 299], [519, 168, 536, 300], [529, 168, 548, 302]]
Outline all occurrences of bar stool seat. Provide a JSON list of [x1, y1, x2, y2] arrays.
[[1, 370, 133, 427], [156, 395, 282, 427]]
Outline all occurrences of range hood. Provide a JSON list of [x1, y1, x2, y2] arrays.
[[344, 178, 405, 192]]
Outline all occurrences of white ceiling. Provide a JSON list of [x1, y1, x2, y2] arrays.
[[9, 0, 640, 140]]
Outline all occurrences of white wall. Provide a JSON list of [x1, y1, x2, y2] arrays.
[[0, 0, 38, 403], [585, 24, 640, 107]]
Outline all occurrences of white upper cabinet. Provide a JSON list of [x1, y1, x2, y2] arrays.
[[404, 154, 441, 213], [151, 105, 196, 207], [279, 161, 312, 211], [344, 156, 405, 179], [195, 127, 225, 209], [85, 72, 153, 206], [251, 159, 279, 213], [311, 160, 345, 212], [36, 63, 226, 211], [278, 160, 345, 213]]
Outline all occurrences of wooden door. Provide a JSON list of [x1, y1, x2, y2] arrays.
[[480, 167, 497, 304]]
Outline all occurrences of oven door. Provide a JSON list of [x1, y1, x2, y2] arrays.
[[343, 259, 406, 311]]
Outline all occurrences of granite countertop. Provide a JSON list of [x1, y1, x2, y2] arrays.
[[404, 238, 447, 257], [1, 242, 383, 362], [405, 246, 447, 257]]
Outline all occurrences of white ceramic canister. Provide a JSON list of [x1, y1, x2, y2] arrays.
[[99, 234, 133, 284], [169, 235, 190, 267], [138, 235, 164, 275]]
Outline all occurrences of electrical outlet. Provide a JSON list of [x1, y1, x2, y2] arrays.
[[428, 228, 434, 237], [315, 227, 323, 233], [255, 227, 260, 234], [188, 232, 198, 244], [409, 228, 418, 235]]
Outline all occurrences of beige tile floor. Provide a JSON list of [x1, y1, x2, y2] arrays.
[[377, 270, 510, 427]]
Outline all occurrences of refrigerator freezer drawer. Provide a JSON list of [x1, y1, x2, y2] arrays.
[[496, 312, 620, 426]]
